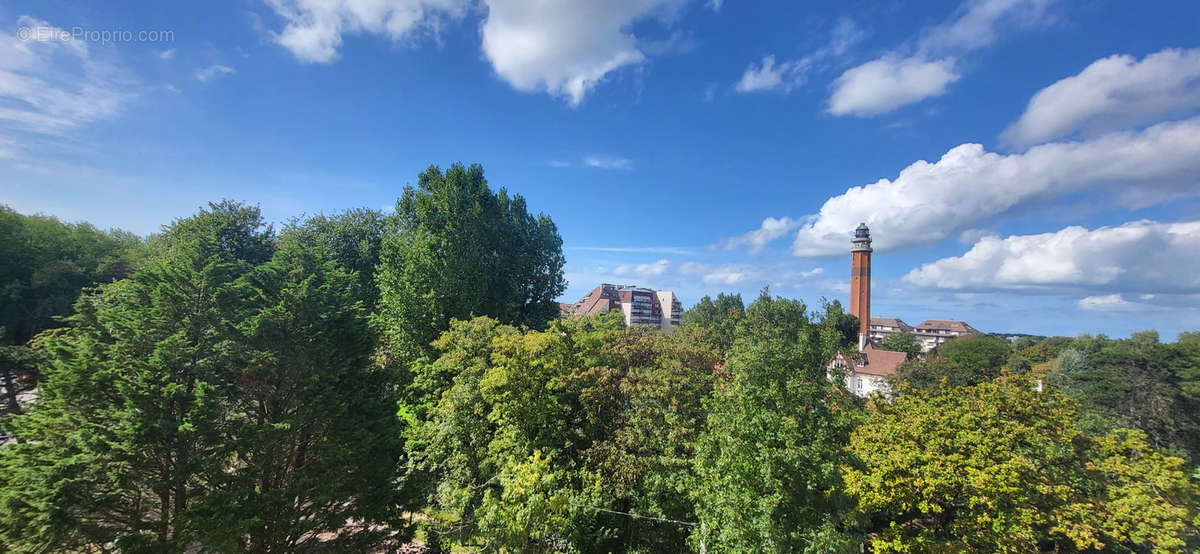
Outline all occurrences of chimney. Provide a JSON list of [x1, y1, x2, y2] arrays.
[[850, 223, 872, 351]]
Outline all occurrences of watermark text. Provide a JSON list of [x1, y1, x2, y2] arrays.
[[17, 25, 174, 44]]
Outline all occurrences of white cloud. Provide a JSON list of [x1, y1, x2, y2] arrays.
[[615, 258, 670, 278], [717, 216, 800, 253], [903, 220, 1200, 297], [734, 17, 863, 96], [828, 0, 1052, 117], [799, 267, 825, 278], [263, 0, 467, 63], [705, 0, 722, 12], [1003, 48, 1200, 148], [481, 0, 683, 106], [827, 56, 957, 116], [735, 55, 809, 93], [0, 16, 133, 137], [1078, 294, 1136, 312], [158, 48, 175, 60], [744, 116, 1200, 257], [194, 64, 235, 82], [703, 265, 750, 285], [583, 155, 632, 170]]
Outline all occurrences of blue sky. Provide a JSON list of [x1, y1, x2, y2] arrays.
[[2, 0, 1199, 339]]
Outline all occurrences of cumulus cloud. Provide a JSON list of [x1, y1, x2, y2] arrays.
[[263, 0, 467, 63], [827, 56, 958, 116], [829, 0, 1052, 117], [615, 258, 670, 278], [717, 216, 800, 253], [194, 64, 235, 82], [735, 55, 809, 93], [158, 48, 176, 60], [903, 220, 1200, 297], [1077, 294, 1136, 311], [730, 116, 1200, 257], [1002, 48, 1200, 147], [0, 16, 133, 137], [583, 155, 633, 170], [481, 0, 684, 106]]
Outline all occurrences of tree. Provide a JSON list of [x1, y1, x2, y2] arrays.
[[375, 163, 566, 364], [691, 293, 860, 552], [1048, 331, 1199, 461], [935, 334, 1010, 376], [193, 241, 407, 552], [680, 292, 745, 355], [845, 379, 1198, 552], [879, 331, 921, 361], [0, 209, 257, 551], [279, 208, 388, 312], [889, 334, 1014, 393], [412, 312, 721, 552], [0, 205, 139, 413]]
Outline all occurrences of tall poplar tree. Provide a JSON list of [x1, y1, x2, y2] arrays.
[[375, 163, 566, 364]]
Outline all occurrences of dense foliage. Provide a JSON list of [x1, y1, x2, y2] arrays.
[[692, 296, 859, 552], [848, 379, 1198, 552], [376, 163, 567, 364], [0, 205, 140, 414], [1, 177, 1198, 553]]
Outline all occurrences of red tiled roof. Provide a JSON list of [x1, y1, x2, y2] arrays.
[[854, 342, 907, 377]]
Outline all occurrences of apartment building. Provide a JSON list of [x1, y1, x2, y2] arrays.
[[869, 316, 979, 351], [566, 284, 683, 331]]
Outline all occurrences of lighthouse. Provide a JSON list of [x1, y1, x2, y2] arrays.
[[850, 223, 872, 350]]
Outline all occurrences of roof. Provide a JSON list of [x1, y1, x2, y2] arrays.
[[853, 342, 908, 377], [870, 317, 911, 329], [915, 320, 978, 333], [828, 341, 908, 377]]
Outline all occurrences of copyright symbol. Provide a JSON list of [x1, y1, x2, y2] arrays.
[[16, 26, 31, 41]]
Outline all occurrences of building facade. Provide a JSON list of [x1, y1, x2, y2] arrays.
[[567, 284, 683, 331], [828, 342, 907, 398], [869, 316, 979, 351]]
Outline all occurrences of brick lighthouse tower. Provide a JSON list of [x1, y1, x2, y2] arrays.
[[850, 223, 872, 350]]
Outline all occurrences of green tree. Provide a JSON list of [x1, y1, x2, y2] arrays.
[[193, 241, 407, 552], [0, 205, 139, 413], [375, 163, 566, 364], [413, 312, 720, 552], [935, 334, 1011, 376], [846, 379, 1198, 552], [1048, 331, 1199, 461], [0, 208, 258, 551], [681, 292, 745, 355], [889, 334, 1014, 393], [879, 331, 921, 361], [691, 293, 860, 552], [279, 208, 388, 312]]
